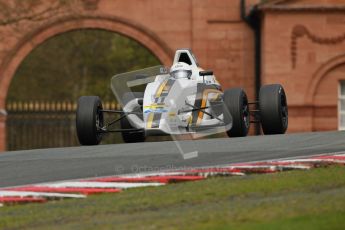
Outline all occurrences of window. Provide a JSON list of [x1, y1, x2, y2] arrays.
[[338, 81, 345, 130]]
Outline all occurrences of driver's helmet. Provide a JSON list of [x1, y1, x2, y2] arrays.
[[170, 62, 192, 79]]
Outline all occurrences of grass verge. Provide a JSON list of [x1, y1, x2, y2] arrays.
[[0, 166, 345, 230]]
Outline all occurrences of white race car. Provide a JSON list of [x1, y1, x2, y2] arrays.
[[76, 49, 288, 145]]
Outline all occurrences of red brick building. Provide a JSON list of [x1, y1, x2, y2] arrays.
[[0, 0, 344, 150], [260, 0, 345, 133]]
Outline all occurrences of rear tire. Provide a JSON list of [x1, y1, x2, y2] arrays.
[[259, 84, 288, 135], [120, 115, 146, 143], [223, 88, 250, 137], [76, 96, 104, 145], [121, 92, 146, 143]]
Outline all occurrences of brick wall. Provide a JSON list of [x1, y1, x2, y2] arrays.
[[261, 8, 345, 132]]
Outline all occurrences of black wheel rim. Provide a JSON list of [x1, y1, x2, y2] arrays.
[[281, 93, 288, 127], [243, 96, 250, 129], [96, 105, 104, 140]]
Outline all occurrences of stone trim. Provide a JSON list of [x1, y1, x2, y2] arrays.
[[260, 5, 345, 12], [291, 24, 345, 69]]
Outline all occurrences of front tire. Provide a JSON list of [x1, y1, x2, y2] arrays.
[[76, 96, 104, 145], [259, 84, 288, 135], [120, 115, 146, 143], [223, 88, 250, 137]]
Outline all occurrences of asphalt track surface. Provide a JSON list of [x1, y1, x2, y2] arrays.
[[0, 131, 344, 188]]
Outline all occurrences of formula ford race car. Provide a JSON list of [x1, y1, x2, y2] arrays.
[[76, 49, 288, 145]]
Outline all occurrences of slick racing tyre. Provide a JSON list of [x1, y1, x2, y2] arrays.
[[259, 84, 288, 135], [120, 115, 146, 143], [223, 88, 250, 137], [76, 96, 104, 145]]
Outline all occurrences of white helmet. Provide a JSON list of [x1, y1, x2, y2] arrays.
[[170, 62, 192, 79]]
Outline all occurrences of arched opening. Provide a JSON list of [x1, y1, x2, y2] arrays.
[[7, 29, 161, 101], [0, 16, 173, 108], [0, 15, 173, 150], [5, 29, 162, 150], [310, 58, 345, 131]]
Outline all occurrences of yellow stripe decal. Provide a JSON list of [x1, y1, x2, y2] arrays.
[[155, 79, 169, 98], [196, 89, 222, 125], [147, 79, 170, 128], [144, 105, 165, 109], [146, 112, 154, 128], [147, 79, 175, 128]]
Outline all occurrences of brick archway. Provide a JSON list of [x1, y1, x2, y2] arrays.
[[0, 15, 174, 151], [0, 15, 174, 110]]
